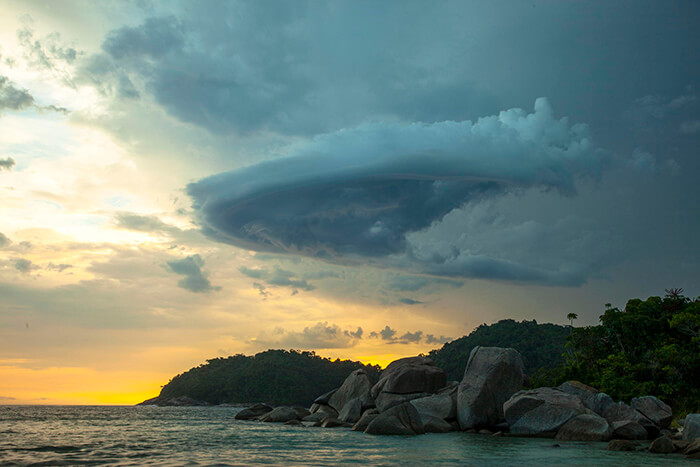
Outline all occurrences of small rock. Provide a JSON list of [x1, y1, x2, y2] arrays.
[[649, 435, 675, 454], [607, 439, 638, 451], [259, 406, 299, 423], [631, 396, 673, 429], [611, 420, 648, 440], [478, 428, 493, 435], [685, 438, 700, 455], [284, 419, 302, 426], [234, 403, 273, 420], [492, 431, 503, 437], [684, 414, 700, 441], [423, 415, 452, 433], [321, 417, 344, 428], [673, 440, 690, 452]]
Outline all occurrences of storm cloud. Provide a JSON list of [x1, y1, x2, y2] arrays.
[[189, 99, 606, 284]]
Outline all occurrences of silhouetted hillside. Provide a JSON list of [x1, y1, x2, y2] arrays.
[[429, 319, 569, 381], [150, 349, 381, 406]]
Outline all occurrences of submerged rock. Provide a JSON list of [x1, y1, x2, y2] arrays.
[[555, 414, 612, 442], [457, 346, 524, 430], [235, 403, 273, 420]]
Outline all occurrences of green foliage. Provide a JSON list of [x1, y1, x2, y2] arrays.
[[158, 349, 381, 406], [551, 291, 700, 413], [428, 319, 570, 381]]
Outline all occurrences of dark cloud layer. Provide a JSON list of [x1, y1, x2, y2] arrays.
[[190, 99, 606, 284], [166, 254, 219, 293]]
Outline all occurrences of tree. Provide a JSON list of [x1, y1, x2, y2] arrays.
[[567, 313, 578, 327]]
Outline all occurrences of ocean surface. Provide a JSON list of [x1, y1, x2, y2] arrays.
[[0, 405, 694, 466]]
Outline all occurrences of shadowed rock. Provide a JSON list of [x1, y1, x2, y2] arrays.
[[649, 435, 675, 454], [365, 402, 425, 436], [338, 398, 363, 423], [457, 346, 524, 429], [235, 403, 273, 420], [611, 420, 648, 440], [328, 369, 373, 413], [352, 410, 379, 432], [314, 388, 337, 406], [684, 414, 700, 441], [410, 393, 456, 423], [423, 415, 453, 433], [631, 396, 672, 429], [260, 407, 299, 423], [376, 391, 430, 413], [555, 414, 612, 441], [607, 439, 639, 451]]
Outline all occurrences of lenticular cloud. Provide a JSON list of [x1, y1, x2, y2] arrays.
[[188, 98, 603, 263]]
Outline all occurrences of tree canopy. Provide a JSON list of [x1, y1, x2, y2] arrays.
[[157, 349, 381, 406]]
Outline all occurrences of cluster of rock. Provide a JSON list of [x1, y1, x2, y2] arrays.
[[233, 346, 700, 459]]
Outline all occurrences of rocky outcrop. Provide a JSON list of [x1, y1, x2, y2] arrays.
[[371, 357, 446, 413], [554, 414, 612, 441], [611, 420, 648, 440], [235, 403, 273, 420], [504, 387, 586, 436], [328, 369, 373, 413], [457, 346, 524, 429], [138, 395, 211, 406], [365, 402, 425, 436], [684, 414, 700, 441], [423, 415, 453, 433], [631, 396, 672, 429]]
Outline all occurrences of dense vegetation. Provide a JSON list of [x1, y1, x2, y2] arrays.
[[541, 289, 700, 413], [157, 349, 381, 406], [428, 319, 570, 381]]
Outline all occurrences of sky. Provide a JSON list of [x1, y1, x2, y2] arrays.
[[0, 0, 698, 405]]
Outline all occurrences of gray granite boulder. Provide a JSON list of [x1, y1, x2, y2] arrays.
[[352, 410, 379, 432], [338, 398, 363, 423], [555, 414, 612, 441], [375, 391, 430, 413], [684, 414, 700, 441], [309, 403, 338, 418], [410, 392, 456, 423], [365, 402, 425, 436], [328, 369, 373, 413], [631, 396, 672, 428], [611, 420, 648, 440], [504, 387, 586, 436], [314, 388, 337, 405], [235, 403, 273, 420], [371, 356, 446, 398], [558, 381, 600, 411], [458, 346, 524, 429], [260, 407, 299, 423]]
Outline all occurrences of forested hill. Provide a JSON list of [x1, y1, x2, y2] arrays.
[[150, 350, 381, 406], [429, 319, 570, 381]]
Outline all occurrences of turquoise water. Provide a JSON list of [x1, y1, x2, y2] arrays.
[[0, 406, 693, 466]]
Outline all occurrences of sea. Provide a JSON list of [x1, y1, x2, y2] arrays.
[[0, 405, 694, 466]]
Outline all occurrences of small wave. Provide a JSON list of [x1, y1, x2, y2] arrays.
[[22, 445, 85, 453]]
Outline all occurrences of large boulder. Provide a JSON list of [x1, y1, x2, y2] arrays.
[[631, 396, 672, 429], [558, 381, 600, 411], [328, 369, 373, 413], [338, 398, 363, 423], [235, 403, 273, 420], [504, 387, 586, 436], [314, 388, 337, 405], [365, 402, 425, 436], [410, 393, 456, 423], [352, 411, 379, 432], [376, 391, 430, 413], [457, 346, 524, 429], [555, 414, 612, 441], [259, 406, 299, 423], [611, 420, 648, 440], [372, 357, 446, 398], [684, 414, 700, 441]]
